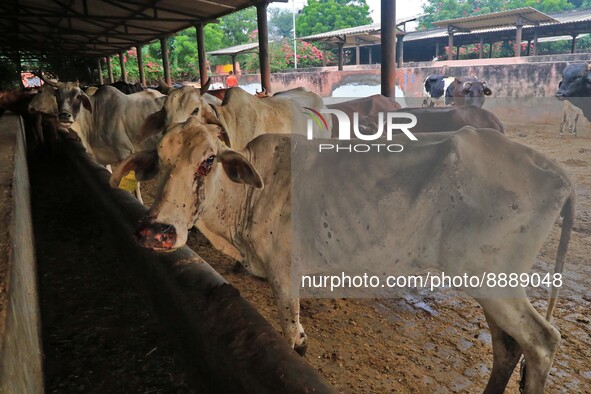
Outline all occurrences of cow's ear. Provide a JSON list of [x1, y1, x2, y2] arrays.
[[81, 94, 92, 113], [138, 108, 166, 143], [218, 150, 263, 189], [110, 150, 159, 188]]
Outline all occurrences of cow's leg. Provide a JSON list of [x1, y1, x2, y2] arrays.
[[268, 270, 307, 355], [572, 113, 579, 136], [559, 112, 566, 137], [476, 294, 560, 394], [480, 310, 522, 394]]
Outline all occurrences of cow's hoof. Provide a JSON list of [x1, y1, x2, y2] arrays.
[[295, 343, 308, 357]]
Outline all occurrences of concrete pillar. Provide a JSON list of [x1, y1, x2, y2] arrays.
[[571, 34, 578, 54], [381, 0, 396, 97], [136, 45, 145, 86], [107, 56, 114, 83], [355, 44, 360, 65], [397, 35, 404, 67], [368, 47, 372, 64], [231, 55, 237, 75], [337, 43, 344, 71], [97, 58, 104, 85], [447, 32, 454, 60], [160, 37, 171, 85], [119, 50, 127, 82], [256, 2, 271, 93], [515, 24, 523, 57], [479, 37, 484, 59], [196, 24, 208, 87], [532, 28, 538, 56]]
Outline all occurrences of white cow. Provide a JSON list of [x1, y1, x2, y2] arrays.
[[111, 120, 574, 394], [560, 99, 583, 137], [44, 79, 166, 202], [139, 86, 331, 150]]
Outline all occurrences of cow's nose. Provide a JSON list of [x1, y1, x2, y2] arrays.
[[58, 112, 73, 122], [555, 92, 566, 101], [135, 220, 177, 251]]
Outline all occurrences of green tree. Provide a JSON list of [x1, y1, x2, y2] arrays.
[[296, 0, 372, 37], [219, 7, 258, 47], [269, 8, 294, 39]]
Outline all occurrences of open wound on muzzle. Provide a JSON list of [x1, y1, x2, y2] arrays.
[[118, 170, 138, 192]]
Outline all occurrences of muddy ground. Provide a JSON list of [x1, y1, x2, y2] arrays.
[[139, 122, 590, 393]]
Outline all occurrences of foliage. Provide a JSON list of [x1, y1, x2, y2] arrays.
[[242, 39, 330, 73], [296, 0, 372, 37], [269, 8, 295, 39], [420, 0, 574, 30]]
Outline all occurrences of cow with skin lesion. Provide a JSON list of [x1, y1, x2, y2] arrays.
[[423, 75, 492, 107], [111, 116, 574, 394]]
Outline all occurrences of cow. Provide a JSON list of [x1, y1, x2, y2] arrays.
[[559, 100, 583, 137], [555, 63, 591, 121], [42, 78, 166, 202], [327, 96, 504, 136], [28, 84, 60, 151], [423, 75, 492, 107], [111, 118, 574, 394], [139, 86, 331, 150]]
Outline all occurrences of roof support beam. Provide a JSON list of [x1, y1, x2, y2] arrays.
[[119, 50, 127, 82], [448, 32, 454, 61], [381, 0, 396, 97], [160, 37, 171, 86], [196, 23, 208, 87], [136, 45, 145, 86], [97, 58, 104, 85], [256, 2, 271, 93], [515, 24, 523, 57], [107, 56, 114, 84]]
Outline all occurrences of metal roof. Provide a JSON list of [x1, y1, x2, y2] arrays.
[[299, 23, 404, 48], [405, 8, 591, 44], [435, 7, 558, 31], [0, 0, 275, 58], [208, 42, 259, 56]]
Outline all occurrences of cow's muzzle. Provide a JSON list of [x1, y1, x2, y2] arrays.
[[58, 112, 74, 127], [135, 220, 178, 251], [555, 92, 566, 101]]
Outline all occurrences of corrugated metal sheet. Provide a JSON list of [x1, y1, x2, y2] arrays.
[[208, 42, 259, 56], [434, 7, 557, 30]]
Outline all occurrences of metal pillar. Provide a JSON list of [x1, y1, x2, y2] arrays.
[[136, 45, 145, 86], [160, 37, 172, 85], [489, 43, 493, 58], [119, 50, 127, 82], [231, 55, 237, 75], [447, 32, 454, 60], [337, 43, 344, 70], [479, 37, 484, 59], [571, 34, 578, 54], [97, 59, 104, 85], [397, 35, 404, 67], [381, 0, 396, 97], [526, 40, 531, 56], [368, 47, 372, 64], [515, 24, 523, 57], [196, 24, 208, 87], [107, 56, 114, 83], [256, 2, 271, 93], [532, 28, 538, 56], [356, 44, 360, 65], [455, 46, 460, 60]]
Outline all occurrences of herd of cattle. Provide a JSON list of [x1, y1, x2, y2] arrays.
[[0, 64, 588, 393]]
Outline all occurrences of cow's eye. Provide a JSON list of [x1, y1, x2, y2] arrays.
[[191, 107, 199, 115], [206, 155, 215, 164]]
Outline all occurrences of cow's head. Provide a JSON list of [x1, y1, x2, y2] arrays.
[[453, 77, 492, 107], [40, 76, 92, 130], [556, 63, 591, 99], [111, 117, 263, 251], [138, 80, 221, 144]]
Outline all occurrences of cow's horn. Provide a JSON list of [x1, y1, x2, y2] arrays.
[[40, 73, 59, 87], [200, 77, 211, 94]]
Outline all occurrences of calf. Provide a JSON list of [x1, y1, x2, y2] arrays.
[[560, 100, 583, 137], [112, 119, 574, 394], [423, 75, 492, 107]]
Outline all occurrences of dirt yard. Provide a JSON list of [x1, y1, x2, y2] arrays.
[[139, 123, 590, 393]]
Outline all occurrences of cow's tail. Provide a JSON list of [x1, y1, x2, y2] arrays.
[[545, 190, 576, 322]]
